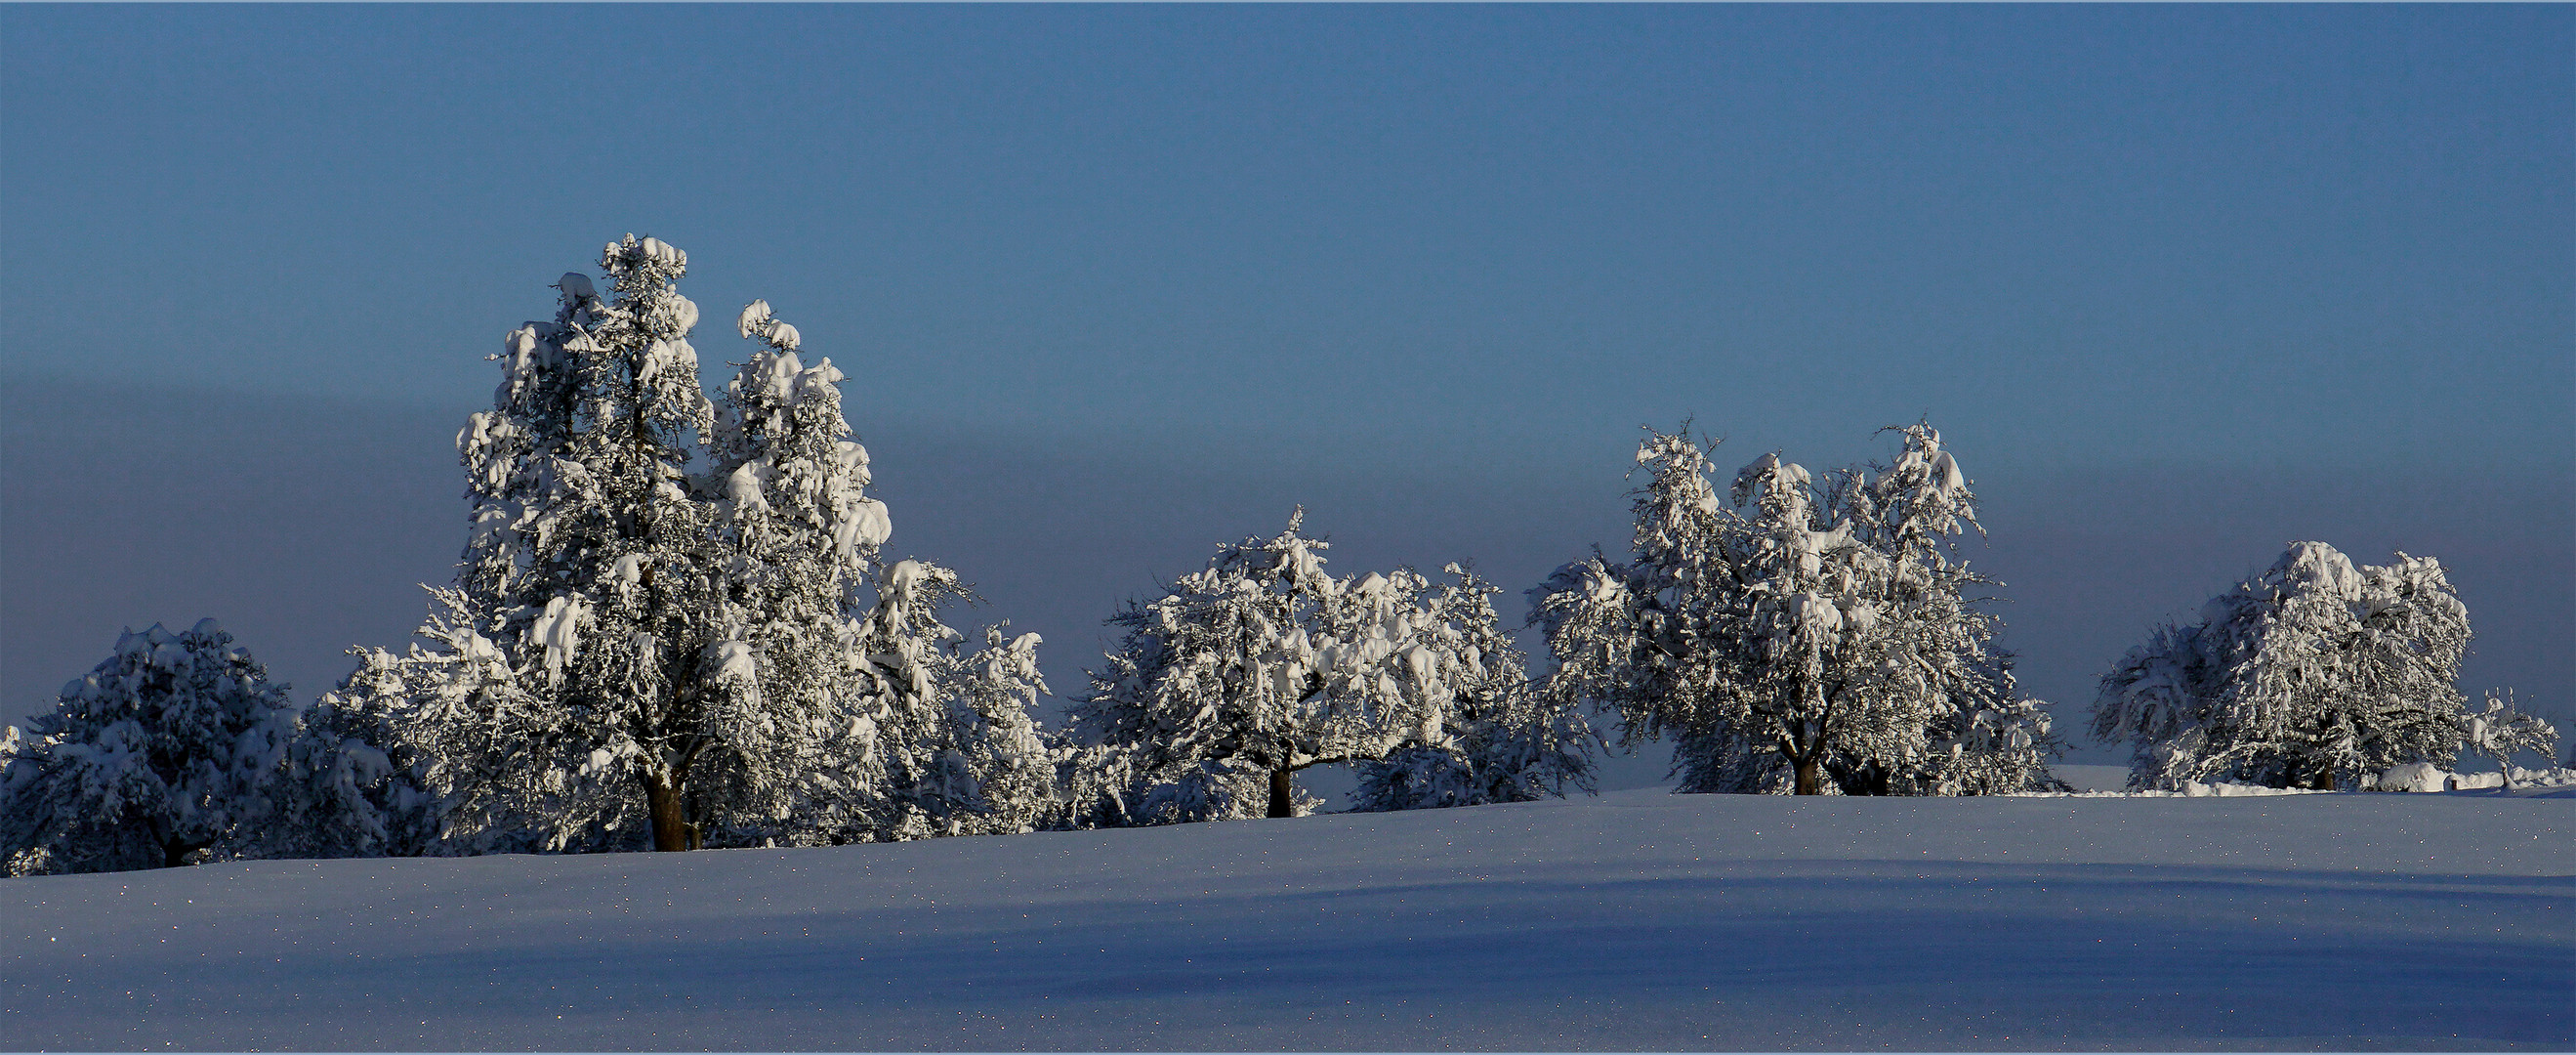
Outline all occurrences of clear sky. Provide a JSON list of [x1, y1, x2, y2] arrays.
[[5, 5, 2570, 773]]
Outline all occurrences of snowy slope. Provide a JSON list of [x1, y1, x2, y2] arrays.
[[4, 788, 2568, 1051]]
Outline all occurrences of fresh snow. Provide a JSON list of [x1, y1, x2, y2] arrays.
[[4, 787, 2566, 1050]]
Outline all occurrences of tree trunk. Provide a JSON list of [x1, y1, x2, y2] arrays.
[[1267, 768, 1297, 819], [644, 771, 693, 852], [1793, 754, 1823, 795], [161, 836, 205, 869]]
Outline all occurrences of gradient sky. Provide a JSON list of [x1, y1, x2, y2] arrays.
[[5, 5, 2570, 779]]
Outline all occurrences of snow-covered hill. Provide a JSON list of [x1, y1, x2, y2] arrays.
[[5, 787, 2568, 1050]]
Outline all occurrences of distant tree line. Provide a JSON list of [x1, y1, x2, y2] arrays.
[[6, 236, 2557, 875]]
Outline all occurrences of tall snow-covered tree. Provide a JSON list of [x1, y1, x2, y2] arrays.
[[1070, 514, 1524, 820], [1349, 567, 1595, 812], [437, 233, 735, 850], [3, 621, 298, 875], [2091, 541, 2557, 790], [341, 235, 1049, 852], [1533, 424, 2060, 796]]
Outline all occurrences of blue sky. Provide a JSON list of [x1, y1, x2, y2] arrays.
[[5, 5, 2570, 771]]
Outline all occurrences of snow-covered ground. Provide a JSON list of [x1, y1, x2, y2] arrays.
[[2052, 763, 2131, 793], [5, 787, 2567, 1051]]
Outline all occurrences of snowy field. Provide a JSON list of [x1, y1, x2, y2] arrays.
[[4, 785, 2568, 1052]]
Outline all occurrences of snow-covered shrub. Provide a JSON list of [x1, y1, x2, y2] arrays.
[[345, 236, 1051, 853], [937, 626, 1064, 836], [2504, 765, 2576, 790], [769, 575, 1059, 844], [1071, 513, 1572, 821], [1046, 746, 1317, 828], [2091, 541, 2556, 791], [1350, 568, 1594, 812], [2461, 690, 2559, 781], [245, 664, 438, 861], [1129, 759, 1279, 825], [1532, 424, 2063, 796], [1045, 744, 1147, 829], [1916, 695, 2068, 796], [3, 621, 298, 875]]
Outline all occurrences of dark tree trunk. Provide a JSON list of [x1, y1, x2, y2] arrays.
[[1793, 754, 1824, 795], [161, 836, 205, 869], [644, 771, 694, 852], [1859, 765, 1891, 796], [1267, 768, 1297, 819]]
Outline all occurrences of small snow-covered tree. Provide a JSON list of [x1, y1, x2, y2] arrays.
[[332, 596, 556, 853], [683, 298, 997, 846], [2462, 690, 2560, 781], [930, 625, 1059, 835], [1350, 567, 1594, 811], [248, 677, 435, 861], [1533, 424, 2060, 796], [2, 621, 298, 875], [769, 562, 1058, 843], [1070, 513, 1522, 820], [347, 236, 1050, 852], [2092, 541, 2556, 790]]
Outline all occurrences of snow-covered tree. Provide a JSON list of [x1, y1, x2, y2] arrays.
[[684, 298, 1042, 846], [766, 563, 1057, 843], [3, 621, 298, 875], [2462, 690, 2560, 781], [2092, 541, 2557, 790], [1070, 514, 1535, 820], [244, 674, 435, 861], [1533, 424, 2061, 796], [929, 625, 1059, 836], [344, 235, 1049, 852], [1349, 567, 1594, 811], [330, 598, 552, 853]]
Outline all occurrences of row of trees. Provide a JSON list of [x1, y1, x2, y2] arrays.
[[6, 235, 2557, 874]]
